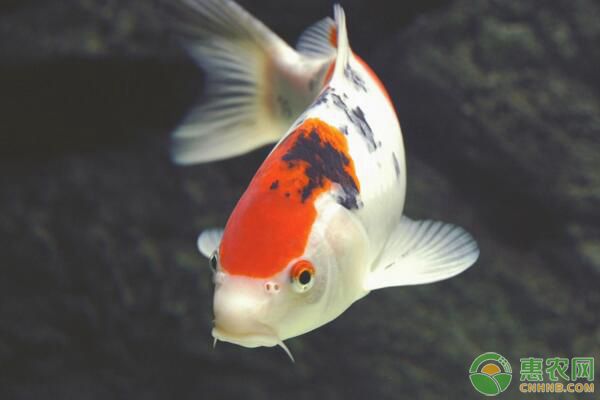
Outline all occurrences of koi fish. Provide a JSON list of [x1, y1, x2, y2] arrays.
[[171, 0, 479, 360]]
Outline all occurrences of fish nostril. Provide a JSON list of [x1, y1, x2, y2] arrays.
[[264, 281, 280, 293]]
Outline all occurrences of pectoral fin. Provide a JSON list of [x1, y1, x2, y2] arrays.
[[197, 228, 224, 258], [365, 216, 479, 290]]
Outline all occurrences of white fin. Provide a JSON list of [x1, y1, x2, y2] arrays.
[[197, 228, 224, 258], [170, 0, 328, 164], [365, 217, 479, 290], [296, 17, 337, 57], [330, 5, 350, 82]]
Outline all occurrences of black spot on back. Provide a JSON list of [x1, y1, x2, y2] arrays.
[[330, 92, 378, 152], [344, 64, 366, 92], [313, 89, 330, 106], [270, 180, 279, 190], [392, 152, 401, 179], [350, 107, 377, 151], [282, 128, 360, 209]]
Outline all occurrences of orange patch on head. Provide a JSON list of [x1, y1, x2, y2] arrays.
[[219, 118, 359, 278]]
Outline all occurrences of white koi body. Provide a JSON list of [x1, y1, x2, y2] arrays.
[[172, 0, 479, 359]]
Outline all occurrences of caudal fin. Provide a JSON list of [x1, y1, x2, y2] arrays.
[[169, 0, 333, 165]]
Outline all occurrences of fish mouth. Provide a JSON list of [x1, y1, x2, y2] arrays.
[[211, 325, 278, 347], [212, 325, 294, 362]]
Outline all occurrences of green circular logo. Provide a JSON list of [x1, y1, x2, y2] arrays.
[[469, 352, 512, 396]]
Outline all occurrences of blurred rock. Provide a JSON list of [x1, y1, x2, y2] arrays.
[[0, 0, 447, 64], [0, 0, 174, 62], [375, 0, 600, 276]]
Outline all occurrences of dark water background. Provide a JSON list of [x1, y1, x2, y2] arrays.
[[1, 0, 599, 399]]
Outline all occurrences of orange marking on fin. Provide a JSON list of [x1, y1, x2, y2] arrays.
[[219, 118, 359, 278], [321, 25, 338, 86], [329, 26, 338, 48], [323, 61, 336, 86], [354, 54, 394, 109], [323, 26, 337, 86]]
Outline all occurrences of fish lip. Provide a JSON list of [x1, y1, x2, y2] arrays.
[[212, 324, 296, 362], [211, 325, 280, 348]]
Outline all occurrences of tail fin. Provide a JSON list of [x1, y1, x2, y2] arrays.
[[169, 0, 329, 165]]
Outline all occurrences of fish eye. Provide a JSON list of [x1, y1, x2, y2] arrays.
[[290, 260, 315, 293], [209, 250, 218, 272]]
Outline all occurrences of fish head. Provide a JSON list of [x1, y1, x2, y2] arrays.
[[210, 195, 369, 351], [210, 270, 283, 348], [209, 118, 370, 353], [210, 246, 334, 350]]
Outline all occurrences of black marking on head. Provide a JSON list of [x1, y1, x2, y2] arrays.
[[282, 128, 360, 209], [330, 92, 378, 152], [344, 64, 366, 91], [270, 180, 279, 190], [392, 152, 401, 179]]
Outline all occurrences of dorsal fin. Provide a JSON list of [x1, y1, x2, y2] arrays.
[[296, 17, 337, 57], [330, 5, 350, 82]]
